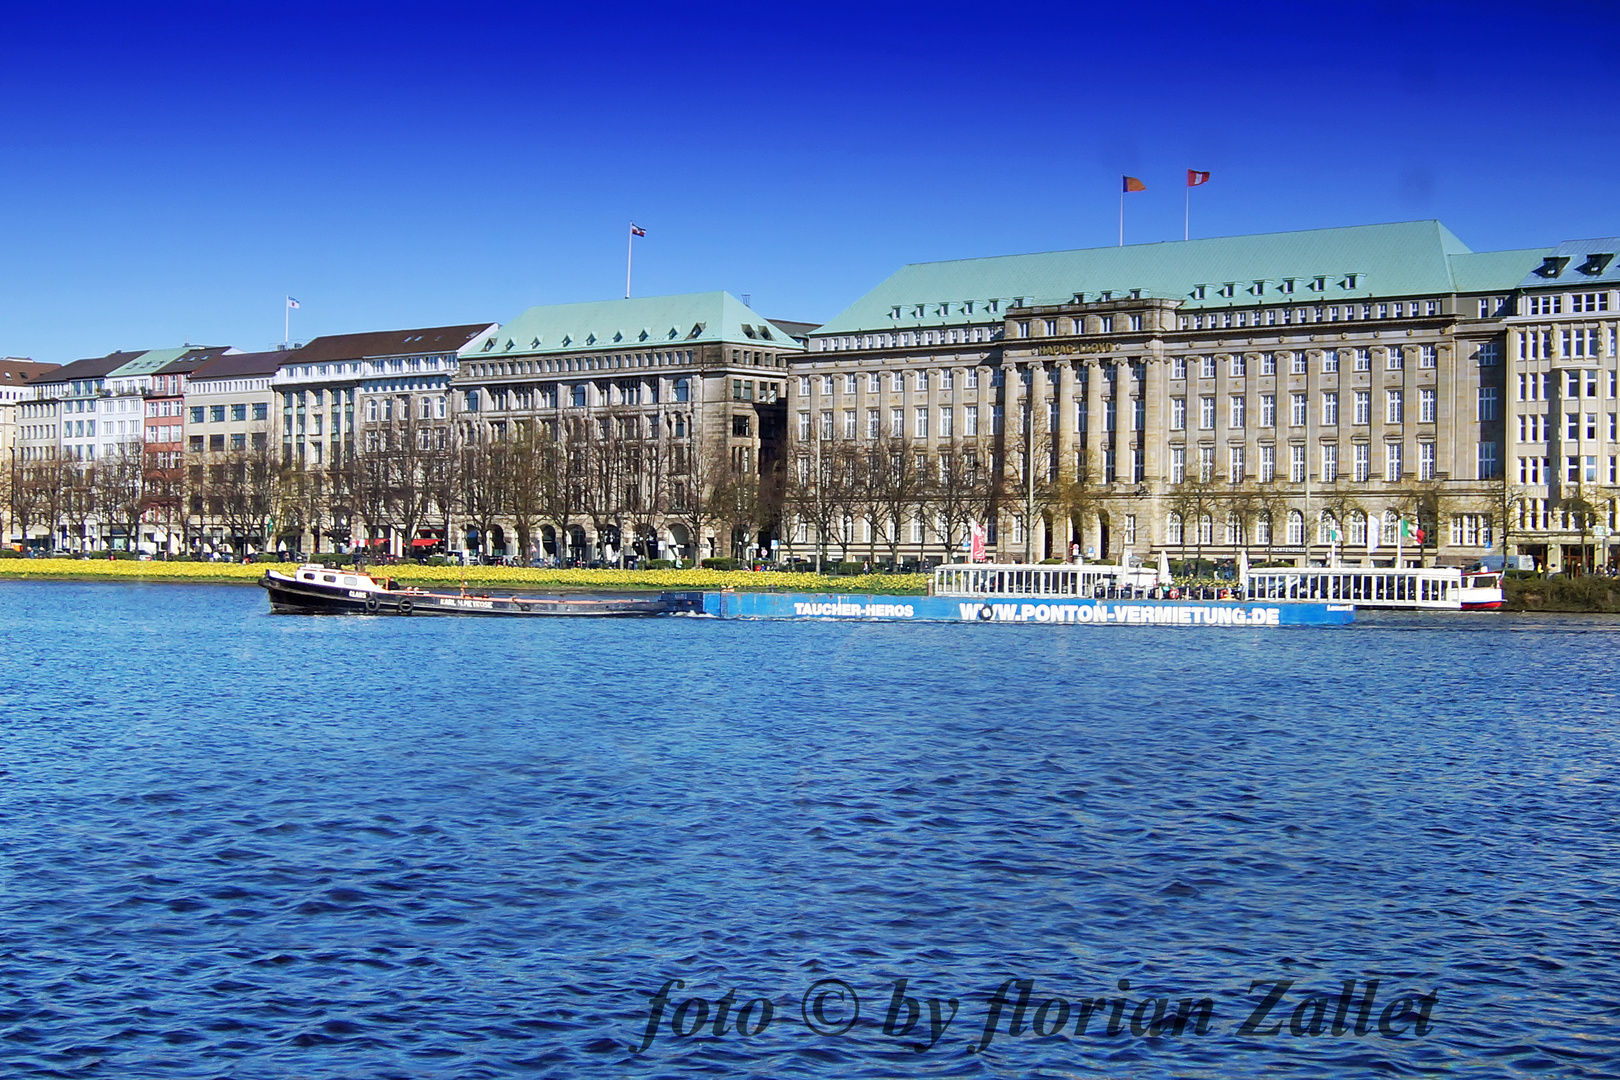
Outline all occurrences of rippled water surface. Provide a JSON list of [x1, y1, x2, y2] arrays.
[[4, 580, 1620, 1078]]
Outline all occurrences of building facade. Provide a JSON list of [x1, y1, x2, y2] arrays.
[[788, 221, 1558, 569], [450, 292, 798, 561], [1503, 239, 1620, 572]]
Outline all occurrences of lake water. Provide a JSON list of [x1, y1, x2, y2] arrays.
[[3, 580, 1619, 1078]]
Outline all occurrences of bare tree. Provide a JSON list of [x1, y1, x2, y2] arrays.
[[865, 437, 929, 566], [63, 463, 98, 552], [7, 457, 48, 549], [94, 443, 146, 552]]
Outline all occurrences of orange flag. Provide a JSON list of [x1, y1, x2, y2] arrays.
[[1123, 176, 1147, 192]]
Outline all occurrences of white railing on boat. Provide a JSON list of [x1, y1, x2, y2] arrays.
[[1243, 566, 1462, 609], [933, 563, 1162, 598]]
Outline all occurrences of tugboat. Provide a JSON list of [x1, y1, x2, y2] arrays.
[[260, 564, 670, 617]]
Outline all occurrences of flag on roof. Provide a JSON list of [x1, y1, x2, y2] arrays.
[[1187, 169, 1210, 187], [286, 296, 300, 309], [630, 224, 646, 237], [1122, 176, 1146, 193]]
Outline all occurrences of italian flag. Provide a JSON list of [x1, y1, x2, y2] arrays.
[[1401, 518, 1426, 544]]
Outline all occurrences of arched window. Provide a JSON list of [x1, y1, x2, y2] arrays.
[[1318, 510, 1339, 545], [1198, 514, 1215, 546], [1287, 509, 1306, 545], [1383, 509, 1399, 548], [1166, 511, 1184, 545], [1348, 509, 1367, 546], [1256, 514, 1273, 545], [1225, 512, 1245, 545]]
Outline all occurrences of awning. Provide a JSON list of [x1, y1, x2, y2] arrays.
[[410, 538, 442, 547]]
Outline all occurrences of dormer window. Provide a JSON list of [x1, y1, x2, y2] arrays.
[[1536, 256, 1570, 278], [1280, 279, 1295, 294], [1343, 274, 1361, 290], [890, 306, 902, 319], [1219, 283, 1235, 298], [1191, 285, 1206, 300], [481, 339, 495, 351], [988, 299, 1000, 313], [1129, 289, 1141, 300], [937, 303, 949, 317], [561, 335, 572, 347], [1311, 276, 1326, 291], [1578, 253, 1613, 276]]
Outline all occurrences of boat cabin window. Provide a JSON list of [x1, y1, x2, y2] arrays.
[[342, 576, 357, 587], [322, 574, 337, 583]]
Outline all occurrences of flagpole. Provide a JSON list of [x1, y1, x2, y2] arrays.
[[1118, 189, 1124, 247], [625, 226, 634, 299], [284, 298, 290, 349], [1184, 184, 1190, 242]]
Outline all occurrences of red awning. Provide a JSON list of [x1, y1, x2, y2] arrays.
[[410, 538, 442, 547]]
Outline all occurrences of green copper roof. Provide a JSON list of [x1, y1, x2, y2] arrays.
[[106, 347, 195, 377], [1513, 237, 1620, 289], [814, 221, 1539, 337], [468, 292, 805, 357], [1450, 248, 1554, 293]]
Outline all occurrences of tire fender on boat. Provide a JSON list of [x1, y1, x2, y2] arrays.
[[977, 604, 994, 621], [398, 598, 414, 616], [364, 595, 380, 614]]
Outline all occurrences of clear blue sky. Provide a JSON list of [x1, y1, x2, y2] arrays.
[[1, 1, 1616, 363]]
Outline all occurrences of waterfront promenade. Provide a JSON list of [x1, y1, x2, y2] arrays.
[[0, 557, 928, 594]]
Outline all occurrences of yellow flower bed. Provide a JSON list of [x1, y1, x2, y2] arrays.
[[0, 558, 927, 594]]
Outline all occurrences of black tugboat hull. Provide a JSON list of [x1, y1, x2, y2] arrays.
[[260, 573, 670, 617]]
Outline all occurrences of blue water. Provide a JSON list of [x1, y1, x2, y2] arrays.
[[3, 581, 1619, 1078]]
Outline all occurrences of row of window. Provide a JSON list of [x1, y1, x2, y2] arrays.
[[468, 350, 701, 374], [1169, 389, 1450, 429], [1175, 299, 1445, 331], [1169, 345, 1442, 378], [1164, 441, 1450, 484], [1517, 455, 1618, 485], [1165, 509, 1498, 548], [798, 405, 1000, 441], [1526, 292, 1612, 316], [798, 369, 986, 396], [1518, 326, 1618, 359], [1516, 413, 1618, 443], [185, 403, 270, 423], [1516, 369, 1618, 401], [819, 326, 1001, 351], [465, 378, 697, 412]]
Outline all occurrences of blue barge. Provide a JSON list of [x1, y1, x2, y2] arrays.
[[668, 592, 1352, 627]]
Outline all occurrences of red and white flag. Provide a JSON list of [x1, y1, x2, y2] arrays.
[[630, 223, 646, 237], [1187, 169, 1210, 187], [970, 522, 987, 563]]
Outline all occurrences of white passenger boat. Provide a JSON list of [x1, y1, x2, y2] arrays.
[[923, 562, 1351, 626], [1240, 565, 1504, 611]]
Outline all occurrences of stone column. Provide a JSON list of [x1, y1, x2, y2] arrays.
[[1085, 359, 1105, 482]]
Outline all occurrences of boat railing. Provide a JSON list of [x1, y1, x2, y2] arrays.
[[1244, 567, 1461, 608], [933, 563, 1163, 599]]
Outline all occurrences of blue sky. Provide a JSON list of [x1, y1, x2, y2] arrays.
[[1, 1, 1616, 363]]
